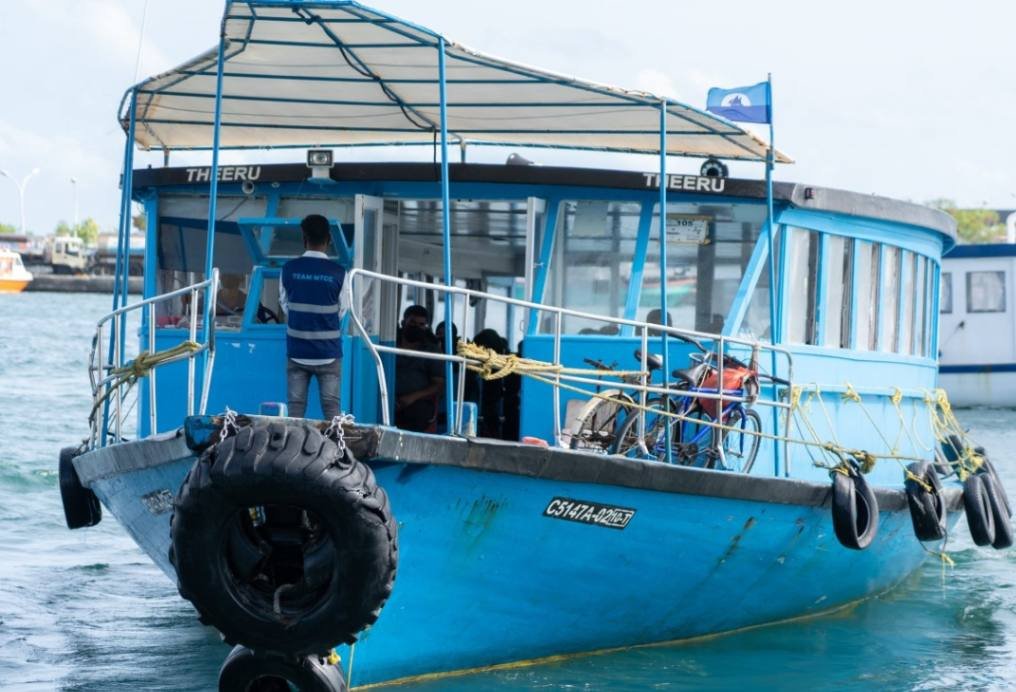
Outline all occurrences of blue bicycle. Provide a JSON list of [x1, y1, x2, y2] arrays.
[[613, 340, 783, 472]]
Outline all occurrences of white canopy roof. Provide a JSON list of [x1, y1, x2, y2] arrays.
[[127, 1, 791, 163]]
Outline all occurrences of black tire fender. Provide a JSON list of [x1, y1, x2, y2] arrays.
[[978, 457, 1011, 519], [983, 474, 1014, 550], [831, 463, 879, 550], [962, 473, 996, 547], [59, 446, 101, 530], [218, 645, 346, 692], [170, 421, 398, 657], [903, 461, 947, 542]]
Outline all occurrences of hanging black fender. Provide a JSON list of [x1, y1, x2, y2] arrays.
[[962, 473, 996, 547], [903, 461, 947, 542], [831, 461, 879, 550], [218, 645, 346, 692], [58, 446, 101, 530], [170, 421, 398, 657], [980, 472, 1013, 550]]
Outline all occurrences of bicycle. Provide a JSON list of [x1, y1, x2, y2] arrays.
[[565, 355, 659, 453], [613, 339, 786, 473]]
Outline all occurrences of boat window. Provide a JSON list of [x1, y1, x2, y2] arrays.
[[153, 210, 255, 330], [853, 241, 880, 351], [914, 257, 928, 356], [786, 228, 819, 345], [899, 251, 916, 354], [967, 271, 1006, 313], [253, 273, 283, 326], [641, 202, 770, 337], [822, 235, 852, 349], [544, 200, 642, 333], [939, 272, 953, 314], [259, 197, 355, 259], [878, 246, 900, 353]]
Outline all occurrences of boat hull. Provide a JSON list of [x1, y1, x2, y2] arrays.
[[74, 425, 961, 688], [0, 277, 30, 293]]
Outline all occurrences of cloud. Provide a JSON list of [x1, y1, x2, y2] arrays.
[[26, 0, 173, 77]]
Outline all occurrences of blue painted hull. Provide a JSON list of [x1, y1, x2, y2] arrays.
[[76, 429, 959, 688]]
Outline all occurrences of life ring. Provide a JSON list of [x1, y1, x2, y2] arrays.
[[58, 446, 101, 530], [831, 461, 879, 550], [903, 461, 947, 542], [218, 645, 346, 692], [171, 421, 398, 657], [962, 473, 996, 547]]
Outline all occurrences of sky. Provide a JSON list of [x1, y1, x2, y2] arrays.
[[0, 0, 1014, 235]]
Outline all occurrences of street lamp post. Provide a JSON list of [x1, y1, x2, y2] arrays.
[[71, 177, 79, 227], [0, 168, 41, 234]]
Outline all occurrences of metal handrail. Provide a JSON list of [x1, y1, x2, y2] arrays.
[[88, 270, 219, 449], [344, 269, 794, 452]]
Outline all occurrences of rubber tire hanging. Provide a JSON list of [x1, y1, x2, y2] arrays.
[[170, 421, 398, 657], [903, 461, 947, 542], [58, 446, 101, 530], [962, 473, 996, 547], [831, 461, 879, 550], [218, 645, 346, 692]]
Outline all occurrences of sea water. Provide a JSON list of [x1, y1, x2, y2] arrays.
[[1, 292, 1014, 691]]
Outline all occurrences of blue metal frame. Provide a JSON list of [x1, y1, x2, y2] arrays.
[[438, 36, 455, 431], [658, 102, 672, 464], [526, 198, 561, 335], [620, 202, 654, 334]]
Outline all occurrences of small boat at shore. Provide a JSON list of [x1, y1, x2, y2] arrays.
[[58, 2, 1011, 690], [0, 249, 33, 293]]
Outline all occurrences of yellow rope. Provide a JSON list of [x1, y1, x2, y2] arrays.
[[89, 340, 202, 423], [458, 342, 924, 467]]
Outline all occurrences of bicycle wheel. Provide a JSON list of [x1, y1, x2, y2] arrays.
[[672, 406, 715, 467], [713, 407, 762, 473], [613, 398, 669, 458], [568, 391, 633, 452]]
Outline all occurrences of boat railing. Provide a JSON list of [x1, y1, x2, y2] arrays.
[[345, 269, 795, 459], [87, 270, 219, 449]]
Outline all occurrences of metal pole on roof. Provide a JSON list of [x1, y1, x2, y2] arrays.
[[764, 72, 782, 476], [659, 101, 673, 465], [205, 5, 229, 285], [199, 1, 230, 414], [113, 89, 137, 314], [438, 36, 455, 433]]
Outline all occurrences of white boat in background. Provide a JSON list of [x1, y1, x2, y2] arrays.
[[938, 243, 1016, 406], [0, 249, 33, 293]]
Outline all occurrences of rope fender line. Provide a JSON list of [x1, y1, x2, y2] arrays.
[[456, 342, 928, 467]]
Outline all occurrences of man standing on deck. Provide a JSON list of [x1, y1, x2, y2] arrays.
[[280, 214, 346, 420]]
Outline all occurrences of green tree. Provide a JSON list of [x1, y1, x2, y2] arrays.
[[74, 218, 101, 246], [132, 211, 147, 232], [0, 222, 17, 234], [55, 220, 73, 237], [927, 199, 1005, 244]]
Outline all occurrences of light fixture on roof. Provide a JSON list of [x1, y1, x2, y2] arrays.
[[506, 153, 534, 166], [700, 158, 729, 179], [307, 149, 333, 179]]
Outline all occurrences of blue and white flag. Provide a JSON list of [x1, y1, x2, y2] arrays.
[[706, 81, 771, 124]]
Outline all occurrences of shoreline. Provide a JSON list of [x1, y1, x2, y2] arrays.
[[25, 274, 143, 294]]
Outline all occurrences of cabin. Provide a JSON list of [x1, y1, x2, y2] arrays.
[[128, 159, 954, 484]]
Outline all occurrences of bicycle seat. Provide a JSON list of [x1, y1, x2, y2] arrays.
[[634, 350, 663, 371], [673, 362, 709, 385]]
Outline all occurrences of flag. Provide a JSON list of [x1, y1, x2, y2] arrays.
[[706, 81, 771, 124]]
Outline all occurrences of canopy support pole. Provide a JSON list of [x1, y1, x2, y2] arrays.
[[438, 36, 455, 433], [200, 1, 230, 414], [764, 72, 782, 476], [659, 102, 673, 465]]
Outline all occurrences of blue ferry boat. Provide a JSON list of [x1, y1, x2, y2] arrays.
[[58, 2, 1011, 690]]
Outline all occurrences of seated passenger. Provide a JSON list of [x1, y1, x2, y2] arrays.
[[473, 328, 508, 439], [646, 308, 673, 336], [216, 273, 247, 316], [395, 305, 444, 432]]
